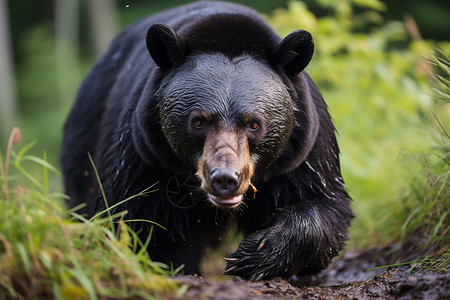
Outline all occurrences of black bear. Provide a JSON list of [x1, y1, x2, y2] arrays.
[[62, 1, 353, 280]]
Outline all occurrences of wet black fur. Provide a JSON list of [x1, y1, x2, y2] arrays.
[[62, 1, 353, 280]]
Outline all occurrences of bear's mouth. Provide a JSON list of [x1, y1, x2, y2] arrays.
[[209, 194, 244, 208]]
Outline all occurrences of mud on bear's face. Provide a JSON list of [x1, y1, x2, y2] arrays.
[[158, 54, 295, 208]]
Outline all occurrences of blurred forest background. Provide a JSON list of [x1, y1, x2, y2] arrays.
[[0, 0, 449, 250]]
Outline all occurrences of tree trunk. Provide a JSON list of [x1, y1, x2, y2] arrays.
[[88, 0, 119, 58], [0, 0, 17, 141], [54, 0, 80, 107]]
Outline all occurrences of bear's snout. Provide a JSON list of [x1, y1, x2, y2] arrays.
[[209, 167, 242, 196], [197, 128, 254, 208]]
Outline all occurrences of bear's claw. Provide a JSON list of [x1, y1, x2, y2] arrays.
[[256, 241, 265, 251], [255, 273, 265, 281], [223, 265, 238, 274], [224, 257, 240, 262]]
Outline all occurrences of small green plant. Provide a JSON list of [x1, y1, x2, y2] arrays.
[[399, 49, 449, 256], [0, 128, 183, 299], [368, 249, 449, 273], [428, 49, 450, 105]]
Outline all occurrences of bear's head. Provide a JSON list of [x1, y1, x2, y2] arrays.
[[137, 15, 318, 208]]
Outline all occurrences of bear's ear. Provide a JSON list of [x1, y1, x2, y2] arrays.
[[146, 23, 186, 69], [272, 30, 314, 76]]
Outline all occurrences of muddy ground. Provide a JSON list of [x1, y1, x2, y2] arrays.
[[173, 247, 450, 300]]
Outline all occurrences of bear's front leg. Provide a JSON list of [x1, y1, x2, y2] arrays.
[[225, 201, 351, 280]]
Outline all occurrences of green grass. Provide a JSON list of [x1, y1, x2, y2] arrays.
[[0, 130, 184, 299], [358, 49, 449, 271], [398, 147, 449, 251], [396, 49, 449, 259], [368, 250, 449, 273]]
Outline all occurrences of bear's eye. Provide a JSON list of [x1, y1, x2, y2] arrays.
[[193, 119, 204, 129], [249, 121, 260, 132]]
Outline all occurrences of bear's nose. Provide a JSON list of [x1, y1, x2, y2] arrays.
[[209, 168, 241, 196]]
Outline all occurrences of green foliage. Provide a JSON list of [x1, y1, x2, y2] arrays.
[[266, 0, 450, 247], [0, 133, 183, 299], [398, 150, 449, 250], [13, 25, 90, 168], [395, 50, 449, 258], [428, 49, 450, 105]]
